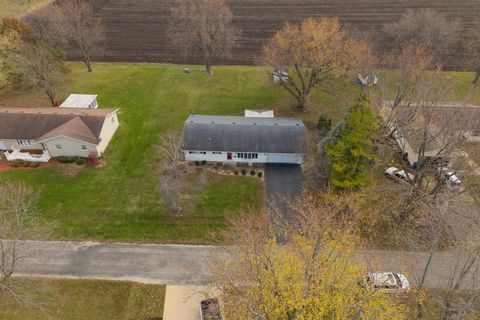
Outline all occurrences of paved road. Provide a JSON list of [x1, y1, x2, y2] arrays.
[[14, 240, 221, 285], [11, 240, 479, 291]]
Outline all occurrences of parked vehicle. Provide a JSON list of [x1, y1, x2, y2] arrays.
[[362, 271, 410, 293], [436, 167, 461, 187], [385, 167, 414, 182]]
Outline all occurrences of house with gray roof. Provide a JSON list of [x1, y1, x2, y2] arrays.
[[0, 107, 119, 160], [182, 114, 307, 164]]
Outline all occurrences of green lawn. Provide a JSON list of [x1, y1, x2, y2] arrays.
[[0, 278, 165, 320], [0, 63, 478, 243], [0, 63, 283, 243]]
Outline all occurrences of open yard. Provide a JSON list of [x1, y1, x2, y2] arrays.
[[0, 63, 281, 243], [0, 278, 165, 320], [0, 63, 478, 243]]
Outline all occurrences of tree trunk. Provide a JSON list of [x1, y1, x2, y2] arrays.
[[473, 70, 480, 87], [81, 49, 93, 72], [205, 59, 213, 75], [294, 94, 307, 112], [45, 87, 56, 106]]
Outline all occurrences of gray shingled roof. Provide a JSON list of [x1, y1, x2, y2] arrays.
[[183, 115, 307, 154], [0, 107, 117, 143]]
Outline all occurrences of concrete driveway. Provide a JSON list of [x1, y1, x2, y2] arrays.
[[264, 164, 303, 212]]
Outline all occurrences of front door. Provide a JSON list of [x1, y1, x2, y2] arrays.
[[227, 152, 232, 160]]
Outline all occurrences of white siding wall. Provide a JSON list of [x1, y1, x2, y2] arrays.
[[0, 139, 44, 151], [184, 150, 303, 164], [43, 137, 97, 157], [96, 112, 119, 156]]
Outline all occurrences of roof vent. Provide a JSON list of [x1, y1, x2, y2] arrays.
[[274, 123, 278, 125], [211, 121, 215, 124], [232, 122, 236, 124]]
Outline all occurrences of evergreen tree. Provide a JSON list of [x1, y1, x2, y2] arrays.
[[325, 93, 377, 189]]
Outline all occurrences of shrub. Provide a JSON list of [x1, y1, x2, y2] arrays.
[[195, 161, 200, 166], [250, 169, 256, 176], [11, 160, 26, 167], [257, 171, 263, 178], [30, 162, 40, 168], [241, 169, 247, 175], [57, 156, 76, 164], [234, 170, 239, 175], [317, 115, 332, 134], [201, 160, 207, 165], [75, 158, 86, 165], [87, 152, 99, 166]]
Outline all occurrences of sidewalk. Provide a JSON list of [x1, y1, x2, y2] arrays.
[[163, 285, 219, 320]]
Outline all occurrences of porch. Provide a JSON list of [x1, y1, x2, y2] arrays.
[[3, 146, 51, 163]]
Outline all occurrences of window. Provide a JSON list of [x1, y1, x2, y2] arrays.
[[188, 151, 206, 154], [212, 152, 222, 155], [111, 117, 115, 123], [236, 152, 258, 160], [55, 144, 63, 150], [16, 140, 33, 146], [81, 145, 88, 150]]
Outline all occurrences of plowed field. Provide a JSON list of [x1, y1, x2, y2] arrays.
[[84, 0, 480, 65]]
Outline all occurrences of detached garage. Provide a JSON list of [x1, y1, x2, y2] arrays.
[[182, 114, 307, 164]]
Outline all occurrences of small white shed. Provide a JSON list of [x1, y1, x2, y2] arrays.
[[60, 94, 98, 109], [244, 109, 274, 118]]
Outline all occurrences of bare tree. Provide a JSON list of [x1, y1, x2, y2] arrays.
[[170, 0, 239, 75], [10, 40, 64, 105], [0, 17, 64, 104], [383, 9, 460, 64], [375, 44, 480, 222], [260, 17, 368, 111], [158, 132, 185, 215], [439, 242, 480, 320], [0, 182, 40, 303], [47, 0, 105, 72], [463, 22, 480, 86]]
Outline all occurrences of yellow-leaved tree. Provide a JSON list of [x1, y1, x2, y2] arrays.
[[260, 17, 370, 111], [213, 197, 409, 320]]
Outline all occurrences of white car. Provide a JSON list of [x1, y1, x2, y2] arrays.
[[364, 271, 410, 293], [385, 167, 414, 183], [436, 167, 461, 187]]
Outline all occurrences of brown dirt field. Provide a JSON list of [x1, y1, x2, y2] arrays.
[[71, 0, 480, 66]]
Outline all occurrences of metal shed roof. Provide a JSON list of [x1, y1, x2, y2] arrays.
[[183, 115, 307, 154], [60, 94, 98, 109]]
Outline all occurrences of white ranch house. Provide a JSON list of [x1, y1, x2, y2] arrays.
[[182, 114, 307, 164], [0, 107, 119, 161]]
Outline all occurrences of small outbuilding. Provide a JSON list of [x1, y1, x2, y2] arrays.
[[60, 94, 99, 109], [182, 114, 307, 164], [244, 109, 274, 118]]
